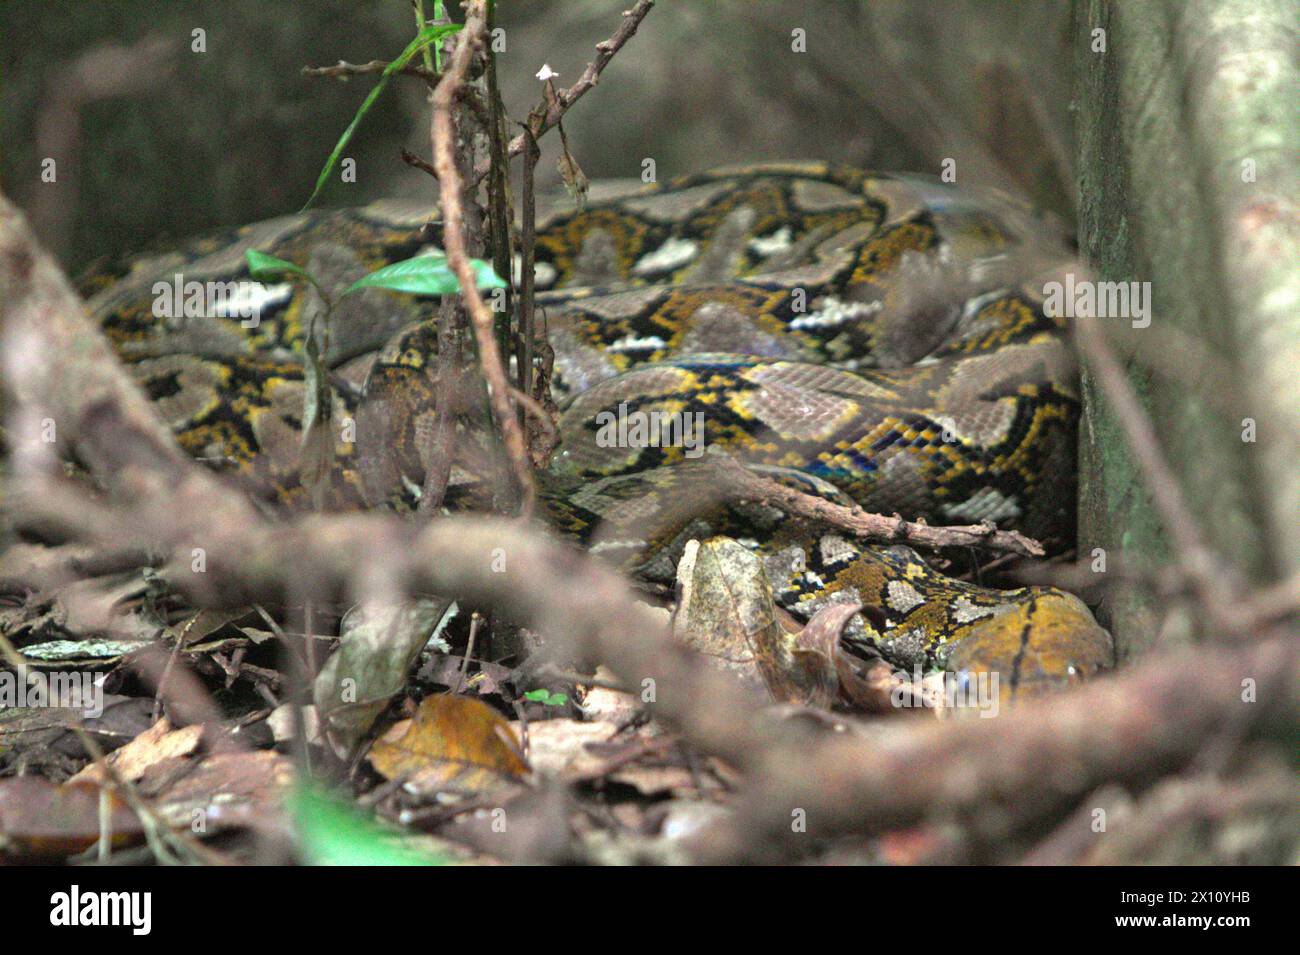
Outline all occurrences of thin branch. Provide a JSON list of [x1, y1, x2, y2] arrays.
[[471, 0, 656, 182], [455, 611, 481, 694], [1240, 570, 1300, 629], [507, 385, 557, 447], [432, 2, 536, 516], [713, 457, 1045, 558], [483, 2, 518, 407], [518, 126, 540, 400], [399, 147, 438, 180], [302, 59, 438, 84]]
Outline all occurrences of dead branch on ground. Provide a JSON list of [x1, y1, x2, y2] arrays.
[[712, 457, 1045, 558]]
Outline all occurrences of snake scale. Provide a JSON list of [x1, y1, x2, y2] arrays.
[[82, 162, 1113, 698]]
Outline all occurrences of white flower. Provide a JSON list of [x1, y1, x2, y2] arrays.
[[535, 63, 559, 82]]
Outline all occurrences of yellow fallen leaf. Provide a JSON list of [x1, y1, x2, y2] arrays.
[[368, 695, 529, 798]]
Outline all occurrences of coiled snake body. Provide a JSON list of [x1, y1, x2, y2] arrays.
[[85, 163, 1112, 697]]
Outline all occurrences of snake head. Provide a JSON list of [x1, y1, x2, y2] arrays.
[[944, 590, 1114, 704]]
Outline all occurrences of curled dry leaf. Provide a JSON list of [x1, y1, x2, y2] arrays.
[[555, 122, 589, 209], [367, 694, 529, 798], [673, 537, 837, 706], [787, 601, 849, 710], [314, 597, 458, 756], [801, 602, 947, 716]]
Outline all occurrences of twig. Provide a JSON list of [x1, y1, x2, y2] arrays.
[[483, 1, 516, 390], [571, 734, 680, 783], [303, 600, 319, 678], [432, 2, 536, 516], [471, 0, 656, 183], [399, 147, 438, 180], [0, 542, 153, 596], [508, 385, 557, 446], [302, 59, 438, 84], [455, 611, 481, 694], [713, 457, 1045, 557], [518, 127, 540, 400], [1242, 570, 1300, 628], [152, 612, 199, 724]]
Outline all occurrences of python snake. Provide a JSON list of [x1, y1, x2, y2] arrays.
[[82, 162, 1113, 698]]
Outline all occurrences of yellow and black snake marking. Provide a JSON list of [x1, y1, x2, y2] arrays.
[[81, 163, 1113, 696]]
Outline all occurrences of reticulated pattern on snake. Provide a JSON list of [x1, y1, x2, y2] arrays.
[[83, 162, 1114, 697]]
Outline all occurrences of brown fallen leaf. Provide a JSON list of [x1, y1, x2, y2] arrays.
[[68, 717, 204, 786], [674, 537, 838, 706], [368, 695, 529, 798], [0, 777, 143, 860], [72, 719, 294, 836], [177, 608, 251, 646], [792, 601, 934, 715]]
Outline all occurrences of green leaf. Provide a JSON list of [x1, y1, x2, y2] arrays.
[[301, 22, 463, 211], [523, 689, 568, 707], [344, 252, 508, 297], [292, 786, 450, 866], [245, 248, 312, 284]]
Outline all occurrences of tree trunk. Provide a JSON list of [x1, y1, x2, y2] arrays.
[[1074, 0, 1300, 658]]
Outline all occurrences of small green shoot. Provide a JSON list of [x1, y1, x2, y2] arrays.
[[301, 21, 463, 211], [523, 689, 569, 707]]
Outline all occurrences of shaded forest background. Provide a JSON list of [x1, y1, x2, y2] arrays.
[[2, 0, 1076, 271]]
